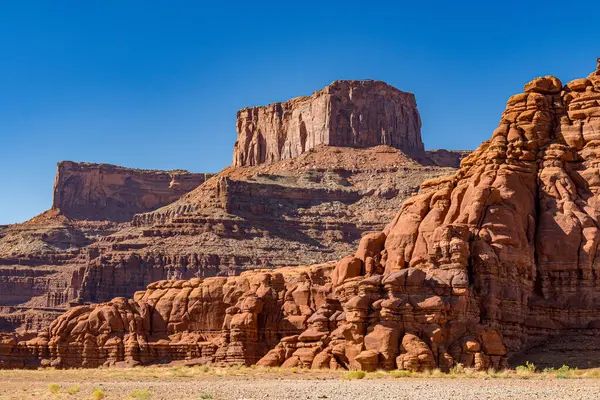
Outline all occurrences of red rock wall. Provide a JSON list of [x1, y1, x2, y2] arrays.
[[0, 265, 333, 368], [4, 61, 600, 371], [52, 161, 213, 222], [233, 80, 424, 167]]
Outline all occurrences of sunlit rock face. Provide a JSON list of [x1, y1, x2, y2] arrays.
[[53, 161, 212, 222], [233, 80, 424, 167], [4, 60, 600, 371]]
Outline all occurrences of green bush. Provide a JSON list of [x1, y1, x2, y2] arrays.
[[515, 361, 536, 373], [558, 364, 571, 373], [200, 393, 213, 399]]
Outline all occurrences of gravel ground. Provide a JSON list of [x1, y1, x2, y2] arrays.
[[2, 375, 600, 400]]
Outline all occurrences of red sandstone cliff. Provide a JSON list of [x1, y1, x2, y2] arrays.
[[3, 60, 599, 371], [52, 161, 213, 222], [233, 80, 425, 167], [1, 78, 463, 336]]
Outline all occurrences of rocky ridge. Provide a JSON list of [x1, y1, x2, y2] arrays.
[[3, 59, 600, 370]]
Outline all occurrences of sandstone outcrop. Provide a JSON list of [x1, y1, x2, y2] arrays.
[[4, 60, 600, 371], [0, 264, 334, 368], [233, 80, 424, 167], [53, 161, 212, 222], [0, 160, 212, 333], [78, 146, 454, 303], [0, 146, 456, 334], [1, 79, 464, 336]]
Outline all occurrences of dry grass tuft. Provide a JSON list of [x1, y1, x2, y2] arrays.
[[342, 370, 366, 380]]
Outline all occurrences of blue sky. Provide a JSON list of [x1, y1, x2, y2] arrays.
[[1, 1, 598, 224]]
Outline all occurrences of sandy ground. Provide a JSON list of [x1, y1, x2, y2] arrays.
[[2, 368, 600, 400]]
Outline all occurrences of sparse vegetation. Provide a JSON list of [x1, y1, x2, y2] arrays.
[[515, 361, 536, 373], [342, 370, 366, 380], [93, 388, 106, 400], [389, 370, 413, 378], [558, 364, 571, 373], [3, 364, 600, 399], [67, 384, 81, 394], [48, 383, 60, 395], [129, 388, 152, 400]]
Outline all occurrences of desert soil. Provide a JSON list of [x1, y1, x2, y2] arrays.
[[1, 368, 600, 400]]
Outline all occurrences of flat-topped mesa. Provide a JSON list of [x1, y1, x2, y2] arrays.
[[52, 161, 214, 222], [233, 80, 424, 167]]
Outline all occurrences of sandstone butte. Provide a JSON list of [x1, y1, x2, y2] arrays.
[[233, 80, 425, 167], [0, 80, 465, 338], [4, 60, 600, 371]]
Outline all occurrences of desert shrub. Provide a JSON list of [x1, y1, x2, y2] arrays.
[[200, 393, 213, 399], [48, 383, 60, 395], [342, 370, 366, 380], [515, 361, 536, 373], [558, 364, 571, 373], [93, 388, 106, 400], [67, 384, 81, 394]]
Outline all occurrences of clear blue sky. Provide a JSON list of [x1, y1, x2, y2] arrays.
[[1, 1, 598, 224]]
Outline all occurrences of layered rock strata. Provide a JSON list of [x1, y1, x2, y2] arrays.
[[0, 79, 462, 335], [78, 146, 454, 303], [0, 159, 212, 332], [233, 80, 424, 167], [0, 147, 455, 333], [0, 265, 334, 368], [53, 161, 212, 222], [4, 60, 600, 371]]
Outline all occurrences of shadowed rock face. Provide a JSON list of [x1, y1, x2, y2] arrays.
[[52, 161, 213, 222], [3, 60, 600, 371], [233, 80, 425, 167]]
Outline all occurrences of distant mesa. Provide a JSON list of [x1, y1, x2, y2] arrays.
[[52, 161, 214, 222]]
